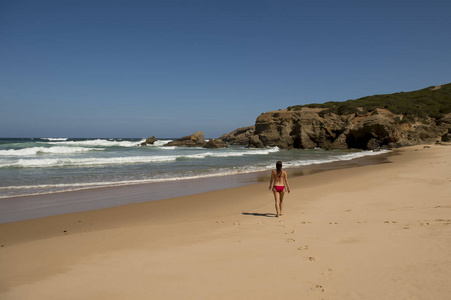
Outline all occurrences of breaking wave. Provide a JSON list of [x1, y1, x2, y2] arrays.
[[46, 139, 148, 147], [0, 146, 104, 156], [41, 138, 69, 141], [0, 147, 280, 168]]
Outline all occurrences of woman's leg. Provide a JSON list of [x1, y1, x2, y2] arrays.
[[279, 191, 285, 215], [273, 189, 280, 217]]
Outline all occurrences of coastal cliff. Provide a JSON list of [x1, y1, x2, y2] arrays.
[[248, 108, 451, 150], [223, 83, 451, 150]]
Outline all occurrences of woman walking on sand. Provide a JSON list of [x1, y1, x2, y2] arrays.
[[269, 161, 290, 217]]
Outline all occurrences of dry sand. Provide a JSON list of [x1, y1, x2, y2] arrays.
[[0, 145, 450, 299]]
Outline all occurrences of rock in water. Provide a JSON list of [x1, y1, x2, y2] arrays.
[[204, 139, 228, 148], [140, 136, 157, 146], [165, 131, 205, 147], [219, 126, 255, 145]]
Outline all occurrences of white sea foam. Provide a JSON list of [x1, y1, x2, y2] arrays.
[[0, 146, 104, 156], [145, 140, 174, 147], [0, 155, 178, 168], [281, 149, 391, 168], [47, 139, 146, 147], [184, 147, 279, 159], [0, 147, 280, 168], [41, 138, 68, 141]]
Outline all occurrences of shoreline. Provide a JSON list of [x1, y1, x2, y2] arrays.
[[1, 144, 449, 299], [0, 150, 392, 223]]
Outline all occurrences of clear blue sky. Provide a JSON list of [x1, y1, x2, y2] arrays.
[[1, 0, 450, 138]]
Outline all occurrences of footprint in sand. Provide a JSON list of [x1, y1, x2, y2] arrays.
[[285, 230, 295, 235], [329, 222, 338, 225], [310, 283, 325, 292], [286, 238, 296, 242], [216, 220, 224, 224], [298, 245, 309, 251], [322, 268, 333, 278], [306, 256, 316, 261], [233, 222, 240, 226], [436, 219, 451, 223], [301, 221, 311, 224], [357, 220, 367, 224], [384, 221, 397, 224]]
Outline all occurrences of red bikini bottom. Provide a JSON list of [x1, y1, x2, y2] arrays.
[[274, 186, 285, 193]]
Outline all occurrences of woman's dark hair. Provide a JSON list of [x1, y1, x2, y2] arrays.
[[276, 161, 282, 177]]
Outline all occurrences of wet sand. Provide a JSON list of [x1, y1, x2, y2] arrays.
[[0, 145, 450, 299]]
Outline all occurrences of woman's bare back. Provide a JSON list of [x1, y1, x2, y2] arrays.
[[272, 169, 286, 186]]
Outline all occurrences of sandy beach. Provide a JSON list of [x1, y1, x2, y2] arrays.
[[0, 144, 450, 299]]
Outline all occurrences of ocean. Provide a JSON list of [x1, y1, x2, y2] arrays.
[[0, 137, 390, 199]]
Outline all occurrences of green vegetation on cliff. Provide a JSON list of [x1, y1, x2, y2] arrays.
[[288, 83, 451, 120]]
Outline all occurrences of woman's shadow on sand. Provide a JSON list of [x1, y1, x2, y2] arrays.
[[242, 212, 277, 218]]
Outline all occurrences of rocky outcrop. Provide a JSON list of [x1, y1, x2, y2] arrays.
[[140, 136, 156, 146], [165, 131, 205, 147], [250, 109, 350, 149], [204, 139, 228, 148], [345, 114, 397, 149], [437, 114, 451, 142], [219, 126, 255, 145], [248, 108, 451, 150], [442, 129, 451, 142]]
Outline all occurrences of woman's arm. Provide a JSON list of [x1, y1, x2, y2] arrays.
[[284, 171, 290, 193], [269, 170, 274, 190]]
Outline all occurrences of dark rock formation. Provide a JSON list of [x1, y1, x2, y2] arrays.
[[345, 114, 396, 150], [247, 108, 451, 150], [442, 129, 451, 142], [219, 126, 255, 145], [249, 135, 264, 148], [140, 136, 156, 146], [250, 109, 350, 149], [437, 114, 451, 142], [165, 131, 205, 147], [204, 139, 228, 148]]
